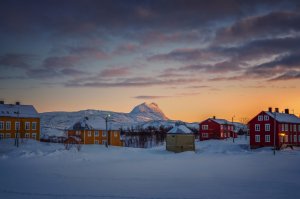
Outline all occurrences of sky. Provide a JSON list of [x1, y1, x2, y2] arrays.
[[1, 0, 300, 123]]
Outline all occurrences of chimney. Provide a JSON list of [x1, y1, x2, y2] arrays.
[[268, 107, 272, 112], [0, 100, 4, 104], [213, 116, 216, 119], [285, 109, 289, 114], [15, 101, 20, 105], [275, 108, 279, 113]]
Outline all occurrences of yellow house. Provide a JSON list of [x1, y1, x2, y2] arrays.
[[67, 117, 123, 146], [0, 101, 40, 141]]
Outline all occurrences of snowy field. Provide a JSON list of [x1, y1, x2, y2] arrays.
[[1, 137, 300, 199]]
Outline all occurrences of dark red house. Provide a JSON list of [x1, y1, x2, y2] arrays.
[[199, 117, 235, 141], [248, 108, 300, 149]]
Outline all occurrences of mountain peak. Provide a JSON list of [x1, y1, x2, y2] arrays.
[[130, 102, 168, 120]]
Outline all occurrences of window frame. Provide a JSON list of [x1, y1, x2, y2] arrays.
[[265, 135, 270, 142], [32, 122, 37, 130], [264, 115, 269, 121], [0, 121, 4, 130], [255, 124, 260, 132], [255, 135, 260, 142], [6, 121, 11, 130], [265, 124, 270, 132], [258, 116, 263, 121], [25, 122, 30, 130]]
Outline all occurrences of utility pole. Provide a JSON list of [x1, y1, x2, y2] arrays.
[[105, 114, 110, 148], [232, 115, 235, 143]]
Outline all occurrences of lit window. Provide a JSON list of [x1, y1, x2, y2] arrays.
[[114, 132, 118, 138], [102, 131, 107, 137], [32, 122, 37, 130], [0, 121, 4, 130], [6, 121, 11, 130], [25, 122, 30, 130], [265, 135, 270, 142], [258, 116, 263, 121], [255, 135, 260, 142], [255, 124, 260, 131], [15, 122, 20, 130], [94, 131, 99, 137], [265, 124, 270, 131], [264, 115, 269, 121], [88, 131, 92, 137]]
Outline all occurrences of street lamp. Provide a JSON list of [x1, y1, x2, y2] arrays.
[[273, 112, 277, 155]]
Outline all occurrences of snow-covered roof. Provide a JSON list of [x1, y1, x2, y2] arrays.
[[265, 111, 300, 124], [68, 116, 119, 130], [211, 118, 232, 125], [0, 104, 39, 118], [167, 125, 192, 134]]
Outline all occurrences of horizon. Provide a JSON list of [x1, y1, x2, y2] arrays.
[[1, 0, 300, 123]]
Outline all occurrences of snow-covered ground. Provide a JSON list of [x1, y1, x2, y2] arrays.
[[1, 137, 300, 199]]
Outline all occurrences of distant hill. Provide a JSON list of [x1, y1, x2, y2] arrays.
[[40, 102, 199, 137]]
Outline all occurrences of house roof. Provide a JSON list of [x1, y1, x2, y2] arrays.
[[265, 111, 300, 124], [0, 104, 39, 118], [167, 125, 192, 134], [210, 118, 232, 125]]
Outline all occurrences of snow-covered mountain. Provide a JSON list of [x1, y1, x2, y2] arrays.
[[40, 102, 193, 137]]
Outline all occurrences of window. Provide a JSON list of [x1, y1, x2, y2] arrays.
[[94, 131, 99, 137], [221, 133, 223, 137], [25, 133, 30, 138], [258, 116, 263, 121], [228, 132, 230, 137], [255, 124, 260, 131], [32, 122, 37, 130], [202, 125, 208, 130], [299, 135, 300, 143], [32, 133, 37, 139], [264, 115, 269, 121], [281, 124, 285, 131], [265, 124, 270, 131], [102, 140, 107, 145], [88, 131, 92, 137], [6, 121, 11, 130], [294, 125, 297, 132], [285, 124, 289, 131], [0, 121, 4, 130], [299, 125, 300, 132], [202, 133, 208, 138], [94, 140, 99, 144], [102, 131, 107, 137], [0, 133, 3, 139], [15, 122, 20, 130], [294, 135, 297, 142], [255, 135, 260, 142], [290, 125, 293, 132], [76, 131, 81, 135], [6, 133, 11, 138], [220, 125, 223, 130], [265, 135, 270, 142], [25, 122, 30, 130], [15, 133, 20, 138]]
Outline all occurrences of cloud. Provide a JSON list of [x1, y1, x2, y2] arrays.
[[214, 11, 300, 45], [99, 67, 131, 77], [43, 55, 81, 69], [269, 71, 300, 81], [65, 76, 202, 88], [133, 95, 170, 99], [0, 53, 34, 69]]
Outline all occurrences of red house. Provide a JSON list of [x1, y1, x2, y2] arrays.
[[248, 108, 300, 149], [199, 116, 235, 141]]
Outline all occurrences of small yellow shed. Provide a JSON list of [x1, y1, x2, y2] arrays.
[[166, 125, 195, 153]]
